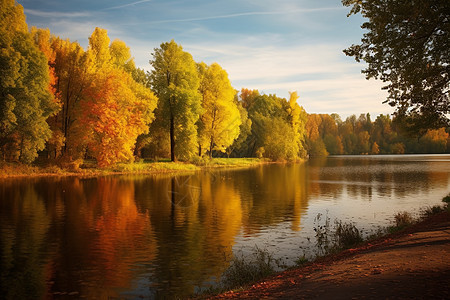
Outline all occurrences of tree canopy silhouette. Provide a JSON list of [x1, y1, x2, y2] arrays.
[[343, 0, 450, 128]]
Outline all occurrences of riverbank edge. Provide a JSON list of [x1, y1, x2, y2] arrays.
[[204, 208, 450, 299], [0, 158, 291, 179]]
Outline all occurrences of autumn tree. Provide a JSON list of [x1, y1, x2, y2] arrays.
[[47, 36, 93, 159], [0, 0, 59, 162], [343, 0, 450, 128], [31, 28, 64, 158], [82, 68, 157, 167], [419, 128, 448, 153], [80, 28, 157, 167], [305, 114, 328, 157], [371, 141, 380, 154], [318, 114, 343, 155], [109, 39, 136, 73], [197, 62, 241, 157], [371, 114, 396, 154], [150, 40, 201, 161]]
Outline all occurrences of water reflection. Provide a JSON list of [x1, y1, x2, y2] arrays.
[[0, 155, 449, 298]]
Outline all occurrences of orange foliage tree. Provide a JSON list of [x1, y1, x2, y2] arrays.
[[80, 28, 157, 167], [81, 67, 156, 167]]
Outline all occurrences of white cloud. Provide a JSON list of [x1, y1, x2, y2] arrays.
[[182, 38, 393, 117], [20, 0, 393, 118]]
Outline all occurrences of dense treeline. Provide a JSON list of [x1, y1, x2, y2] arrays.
[[306, 113, 450, 156], [1, 1, 449, 168]]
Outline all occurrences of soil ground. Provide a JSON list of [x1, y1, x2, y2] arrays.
[[209, 211, 450, 299]]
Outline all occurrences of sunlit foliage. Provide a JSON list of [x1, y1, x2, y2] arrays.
[[1, 5, 448, 168], [197, 62, 241, 157], [239, 89, 307, 160], [80, 28, 157, 167], [150, 40, 201, 161], [0, 0, 58, 163]]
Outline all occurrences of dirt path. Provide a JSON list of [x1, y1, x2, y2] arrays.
[[211, 211, 450, 299]]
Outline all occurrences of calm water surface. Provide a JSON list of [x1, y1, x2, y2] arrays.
[[1, 155, 449, 298]]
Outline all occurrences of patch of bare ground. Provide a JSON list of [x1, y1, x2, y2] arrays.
[[209, 211, 450, 299]]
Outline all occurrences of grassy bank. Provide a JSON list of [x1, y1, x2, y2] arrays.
[[0, 158, 268, 178], [197, 194, 450, 297]]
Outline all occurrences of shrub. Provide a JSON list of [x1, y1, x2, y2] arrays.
[[421, 205, 446, 218], [442, 193, 450, 205], [394, 211, 414, 228], [221, 246, 280, 289], [334, 220, 363, 249]]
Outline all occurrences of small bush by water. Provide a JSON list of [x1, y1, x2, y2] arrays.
[[334, 220, 363, 249], [393, 211, 414, 228], [220, 246, 282, 289], [313, 213, 363, 255], [421, 205, 447, 217]]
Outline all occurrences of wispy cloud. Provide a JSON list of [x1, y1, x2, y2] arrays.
[[144, 7, 343, 24], [104, 0, 152, 11], [20, 0, 391, 118], [179, 38, 392, 117], [24, 9, 90, 18]]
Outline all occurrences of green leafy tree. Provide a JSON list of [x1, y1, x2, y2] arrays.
[[150, 40, 202, 161], [242, 90, 306, 160], [262, 117, 300, 160], [0, 0, 58, 163], [343, 0, 450, 128], [286, 92, 308, 158], [226, 98, 252, 158], [338, 116, 358, 154], [197, 62, 241, 157]]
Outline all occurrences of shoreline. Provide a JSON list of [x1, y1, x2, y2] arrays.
[[0, 158, 281, 179], [207, 210, 450, 299]]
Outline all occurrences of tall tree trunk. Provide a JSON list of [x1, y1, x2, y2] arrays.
[[170, 113, 176, 162], [209, 137, 213, 158]]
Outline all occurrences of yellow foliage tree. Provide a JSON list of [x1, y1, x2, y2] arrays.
[[197, 62, 241, 157], [419, 128, 449, 153]]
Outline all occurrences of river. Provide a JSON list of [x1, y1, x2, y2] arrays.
[[1, 154, 449, 299]]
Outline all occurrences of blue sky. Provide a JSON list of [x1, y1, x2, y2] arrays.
[[17, 0, 394, 118]]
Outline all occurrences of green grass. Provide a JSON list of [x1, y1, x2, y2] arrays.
[[110, 161, 199, 173], [0, 162, 66, 177], [204, 158, 265, 167], [0, 158, 269, 178]]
